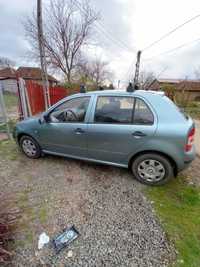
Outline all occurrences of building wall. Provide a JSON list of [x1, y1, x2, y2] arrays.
[[1, 79, 18, 93]]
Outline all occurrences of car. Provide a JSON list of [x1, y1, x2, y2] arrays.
[[13, 90, 196, 185]]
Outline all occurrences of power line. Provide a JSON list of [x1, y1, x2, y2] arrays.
[[142, 13, 200, 51], [143, 37, 200, 62]]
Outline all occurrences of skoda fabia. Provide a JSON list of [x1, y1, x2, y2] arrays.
[[13, 90, 196, 185]]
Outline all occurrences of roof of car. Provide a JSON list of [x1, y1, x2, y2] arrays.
[[83, 89, 165, 97]]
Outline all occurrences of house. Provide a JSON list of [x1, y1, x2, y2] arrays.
[[147, 78, 200, 101], [17, 67, 58, 87], [0, 67, 18, 93], [0, 67, 58, 93]]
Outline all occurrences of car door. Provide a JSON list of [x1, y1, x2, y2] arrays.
[[87, 95, 157, 166], [38, 96, 91, 158]]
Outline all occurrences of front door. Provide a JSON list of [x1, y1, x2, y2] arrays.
[[38, 96, 91, 158], [87, 96, 156, 165]]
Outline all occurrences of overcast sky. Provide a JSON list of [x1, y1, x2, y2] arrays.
[[1, 0, 200, 86]]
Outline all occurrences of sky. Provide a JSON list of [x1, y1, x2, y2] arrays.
[[1, 0, 200, 87]]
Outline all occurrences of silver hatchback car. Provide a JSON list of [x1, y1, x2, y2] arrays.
[[14, 90, 196, 185]]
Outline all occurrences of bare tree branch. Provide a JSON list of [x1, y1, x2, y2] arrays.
[[0, 57, 15, 69], [76, 56, 114, 87], [23, 0, 99, 83]]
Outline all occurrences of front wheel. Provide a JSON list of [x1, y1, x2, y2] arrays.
[[19, 135, 41, 159], [131, 153, 174, 185]]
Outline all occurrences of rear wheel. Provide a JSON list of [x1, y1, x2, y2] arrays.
[[131, 153, 174, 185], [19, 135, 41, 159]]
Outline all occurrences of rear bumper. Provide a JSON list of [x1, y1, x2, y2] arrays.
[[179, 145, 196, 171]]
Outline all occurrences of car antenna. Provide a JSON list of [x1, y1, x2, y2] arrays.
[[126, 82, 134, 92], [80, 84, 86, 93]]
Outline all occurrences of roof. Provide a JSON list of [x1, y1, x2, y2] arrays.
[[17, 67, 57, 82], [148, 78, 200, 91], [73, 89, 165, 98], [0, 67, 16, 79], [157, 78, 181, 84], [177, 80, 200, 91]]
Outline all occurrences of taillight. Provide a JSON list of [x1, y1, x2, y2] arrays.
[[185, 127, 195, 152]]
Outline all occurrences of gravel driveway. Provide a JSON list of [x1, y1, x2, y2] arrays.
[[0, 142, 174, 266]]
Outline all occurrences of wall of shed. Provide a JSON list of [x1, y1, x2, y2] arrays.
[[1, 79, 18, 93]]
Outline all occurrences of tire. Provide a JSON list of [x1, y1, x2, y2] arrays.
[[19, 135, 41, 159], [131, 153, 174, 185]]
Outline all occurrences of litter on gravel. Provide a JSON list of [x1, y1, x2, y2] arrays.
[[52, 225, 80, 253], [38, 232, 50, 250]]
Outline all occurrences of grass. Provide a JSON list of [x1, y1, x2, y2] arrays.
[[0, 119, 17, 134], [3, 92, 18, 111], [146, 177, 200, 267], [0, 140, 18, 160]]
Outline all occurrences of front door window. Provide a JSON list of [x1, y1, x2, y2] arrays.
[[50, 97, 90, 123]]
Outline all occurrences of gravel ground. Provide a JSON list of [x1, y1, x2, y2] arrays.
[[1, 143, 175, 267]]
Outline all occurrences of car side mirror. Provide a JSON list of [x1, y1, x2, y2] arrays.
[[39, 113, 49, 124]]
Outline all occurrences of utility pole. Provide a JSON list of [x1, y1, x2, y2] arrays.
[[37, 0, 50, 110], [133, 50, 142, 90]]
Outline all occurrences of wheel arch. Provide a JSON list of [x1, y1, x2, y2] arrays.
[[17, 132, 37, 144], [128, 150, 178, 176]]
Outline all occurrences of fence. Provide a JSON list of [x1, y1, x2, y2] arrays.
[[0, 80, 19, 140], [22, 81, 79, 116]]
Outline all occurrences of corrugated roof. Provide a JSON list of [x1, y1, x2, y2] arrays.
[[17, 67, 57, 82], [0, 67, 16, 79]]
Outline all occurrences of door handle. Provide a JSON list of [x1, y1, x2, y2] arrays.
[[132, 131, 146, 137], [75, 128, 85, 134]]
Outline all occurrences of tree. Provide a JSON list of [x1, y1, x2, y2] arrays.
[[139, 70, 155, 89], [0, 57, 15, 69], [77, 57, 113, 87], [108, 83, 115, 89], [24, 0, 99, 83]]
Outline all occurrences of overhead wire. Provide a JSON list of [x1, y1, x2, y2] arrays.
[[143, 37, 200, 62], [125, 13, 200, 82], [142, 13, 200, 51]]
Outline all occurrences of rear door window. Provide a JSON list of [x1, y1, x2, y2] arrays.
[[94, 96, 134, 124]]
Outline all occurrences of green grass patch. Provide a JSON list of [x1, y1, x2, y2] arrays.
[[0, 119, 17, 133], [3, 92, 18, 110], [38, 206, 48, 224], [0, 140, 19, 160], [146, 177, 200, 267]]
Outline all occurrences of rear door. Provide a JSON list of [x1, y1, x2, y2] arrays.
[[87, 95, 157, 166]]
